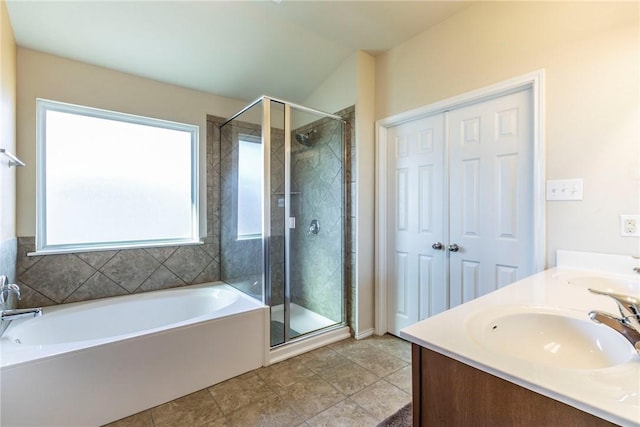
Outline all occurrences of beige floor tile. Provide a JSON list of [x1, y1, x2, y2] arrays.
[[208, 417, 232, 427], [328, 337, 375, 358], [384, 364, 412, 394], [296, 346, 348, 373], [367, 335, 412, 363], [256, 358, 315, 392], [351, 380, 411, 422], [306, 398, 379, 427], [318, 359, 379, 395], [209, 371, 277, 414], [225, 394, 303, 427], [103, 410, 154, 427], [347, 349, 408, 377], [278, 375, 345, 420], [108, 336, 413, 427], [151, 389, 223, 427]]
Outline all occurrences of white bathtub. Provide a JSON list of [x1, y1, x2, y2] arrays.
[[0, 282, 267, 426]]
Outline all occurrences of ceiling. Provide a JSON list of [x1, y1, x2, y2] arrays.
[[6, 1, 472, 103]]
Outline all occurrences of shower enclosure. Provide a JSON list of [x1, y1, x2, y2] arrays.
[[219, 96, 346, 348]]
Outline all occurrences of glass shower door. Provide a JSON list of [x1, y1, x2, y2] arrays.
[[285, 106, 345, 341], [220, 96, 345, 348], [268, 100, 287, 346]]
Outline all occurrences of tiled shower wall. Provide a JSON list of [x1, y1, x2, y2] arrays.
[[15, 116, 226, 308], [289, 108, 351, 323]]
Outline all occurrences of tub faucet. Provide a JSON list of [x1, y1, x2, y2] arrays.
[[588, 288, 640, 353], [1, 275, 20, 311], [0, 278, 42, 337]]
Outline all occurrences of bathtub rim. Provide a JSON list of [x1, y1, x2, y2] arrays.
[[0, 281, 266, 368]]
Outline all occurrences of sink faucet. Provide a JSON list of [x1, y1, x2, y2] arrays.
[[588, 288, 640, 353], [0, 276, 42, 337]]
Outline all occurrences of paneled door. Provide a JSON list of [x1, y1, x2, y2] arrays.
[[386, 114, 447, 334], [386, 88, 534, 335], [448, 89, 534, 306]]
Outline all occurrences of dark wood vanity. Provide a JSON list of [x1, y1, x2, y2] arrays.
[[411, 344, 619, 427]]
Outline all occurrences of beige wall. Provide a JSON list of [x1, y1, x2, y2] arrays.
[[16, 48, 247, 237], [354, 51, 376, 337], [0, 0, 16, 241], [376, 1, 639, 267], [302, 51, 377, 337]]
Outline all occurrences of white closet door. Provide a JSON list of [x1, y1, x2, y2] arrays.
[[448, 88, 534, 307], [386, 114, 446, 335]]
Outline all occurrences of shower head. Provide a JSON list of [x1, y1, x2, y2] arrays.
[[295, 130, 317, 147]]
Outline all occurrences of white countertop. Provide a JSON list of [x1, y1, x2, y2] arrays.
[[400, 250, 640, 427]]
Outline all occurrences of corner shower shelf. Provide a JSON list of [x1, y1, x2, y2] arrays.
[[0, 148, 25, 168]]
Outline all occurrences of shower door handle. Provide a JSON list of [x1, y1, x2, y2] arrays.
[[288, 217, 296, 229]]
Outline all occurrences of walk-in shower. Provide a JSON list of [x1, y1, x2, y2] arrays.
[[219, 96, 347, 350]]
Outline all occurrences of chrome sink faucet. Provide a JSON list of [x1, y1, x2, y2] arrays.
[[0, 275, 42, 337], [588, 288, 640, 353]]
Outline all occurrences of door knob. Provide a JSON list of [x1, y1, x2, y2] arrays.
[[432, 242, 444, 250], [448, 244, 460, 252]]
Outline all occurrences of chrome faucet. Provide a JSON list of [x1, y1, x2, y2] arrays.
[[0, 275, 20, 310], [0, 276, 42, 337], [588, 288, 640, 353]]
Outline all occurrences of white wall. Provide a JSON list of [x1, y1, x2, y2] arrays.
[[16, 48, 247, 237], [0, 0, 16, 241], [375, 1, 639, 266]]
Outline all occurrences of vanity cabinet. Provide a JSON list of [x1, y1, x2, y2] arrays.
[[411, 344, 618, 427]]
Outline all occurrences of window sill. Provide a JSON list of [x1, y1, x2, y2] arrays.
[[27, 240, 204, 256]]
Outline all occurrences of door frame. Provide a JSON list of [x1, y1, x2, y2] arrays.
[[374, 70, 546, 336]]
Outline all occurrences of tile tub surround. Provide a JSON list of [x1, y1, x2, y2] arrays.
[[400, 251, 640, 426], [0, 237, 17, 284], [15, 239, 220, 307], [106, 334, 411, 427]]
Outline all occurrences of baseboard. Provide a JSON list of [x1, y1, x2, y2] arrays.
[[354, 328, 375, 340], [267, 326, 351, 365]]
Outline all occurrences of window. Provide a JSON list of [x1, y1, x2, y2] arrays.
[[237, 136, 262, 239], [36, 99, 200, 254]]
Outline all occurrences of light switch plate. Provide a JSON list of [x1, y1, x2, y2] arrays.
[[546, 179, 583, 201]]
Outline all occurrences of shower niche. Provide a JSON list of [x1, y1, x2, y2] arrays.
[[219, 96, 347, 349]]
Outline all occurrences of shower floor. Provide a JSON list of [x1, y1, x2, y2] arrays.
[[270, 303, 337, 346]]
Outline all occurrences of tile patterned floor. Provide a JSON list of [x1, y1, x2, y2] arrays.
[[106, 334, 412, 427]]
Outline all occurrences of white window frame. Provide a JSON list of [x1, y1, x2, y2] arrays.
[[35, 98, 200, 254]]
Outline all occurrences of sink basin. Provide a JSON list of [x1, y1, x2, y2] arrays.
[[468, 307, 636, 369]]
